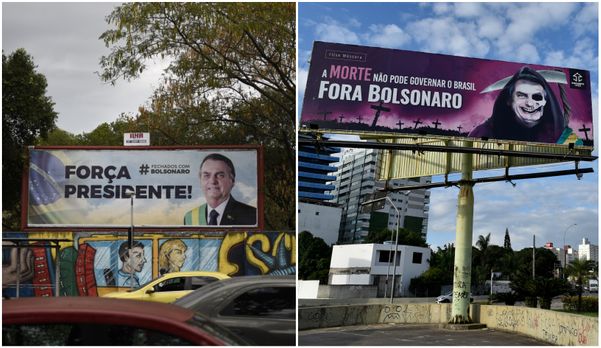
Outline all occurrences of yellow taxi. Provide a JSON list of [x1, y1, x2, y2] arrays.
[[102, 271, 230, 303]]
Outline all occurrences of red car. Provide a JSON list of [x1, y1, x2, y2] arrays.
[[2, 297, 247, 345]]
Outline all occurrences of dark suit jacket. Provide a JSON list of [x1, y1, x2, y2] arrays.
[[219, 196, 257, 225]]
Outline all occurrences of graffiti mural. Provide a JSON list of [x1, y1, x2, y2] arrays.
[[2, 231, 295, 298]]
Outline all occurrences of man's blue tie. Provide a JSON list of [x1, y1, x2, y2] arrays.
[[209, 209, 219, 225]]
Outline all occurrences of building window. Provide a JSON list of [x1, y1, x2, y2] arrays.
[[412, 252, 423, 264], [378, 250, 391, 262], [315, 211, 320, 216]]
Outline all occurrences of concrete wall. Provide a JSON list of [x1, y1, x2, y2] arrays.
[[478, 304, 598, 346], [317, 285, 378, 299], [299, 303, 598, 346]]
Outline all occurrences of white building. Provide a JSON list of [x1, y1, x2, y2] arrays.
[[328, 243, 431, 297], [578, 238, 598, 262], [298, 202, 342, 246], [329, 148, 431, 244]]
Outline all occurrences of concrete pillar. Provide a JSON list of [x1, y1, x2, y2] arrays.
[[450, 143, 474, 324]]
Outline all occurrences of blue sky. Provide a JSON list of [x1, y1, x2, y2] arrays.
[[298, 2, 599, 251]]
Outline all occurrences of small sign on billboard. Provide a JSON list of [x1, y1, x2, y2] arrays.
[[124, 132, 150, 146]]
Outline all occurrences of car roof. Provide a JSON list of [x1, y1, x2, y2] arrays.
[[174, 275, 295, 306], [157, 271, 230, 278], [3, 297, 195, 323]]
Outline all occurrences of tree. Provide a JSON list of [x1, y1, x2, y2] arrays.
[[565, 258, 596, 312], [298, 231, 332, 284], [476, 233, 490, 253], [3, 49, 58, 229], [98, 3, 296, 229], [503, 228, 512, 250], [364, 227, 428, 247]]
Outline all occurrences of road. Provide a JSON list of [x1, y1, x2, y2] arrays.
[[298, 323, 552, 346]]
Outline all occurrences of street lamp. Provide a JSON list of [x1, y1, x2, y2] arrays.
[[361, 194, 400, 303], [563, 223, 577, 279]]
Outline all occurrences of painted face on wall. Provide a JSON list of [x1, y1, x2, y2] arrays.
[[200, 159, 235, 207], [168, 246, 187, 270], [127, 246, 147, 272], [510, 79, 547, 128]]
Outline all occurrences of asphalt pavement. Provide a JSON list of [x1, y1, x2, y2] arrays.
[[298, 323, 552, 346]]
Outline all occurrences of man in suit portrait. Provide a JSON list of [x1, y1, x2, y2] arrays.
[[184, 153, 256, 226]]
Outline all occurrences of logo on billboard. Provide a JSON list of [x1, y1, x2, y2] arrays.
[[569, 69, 587, 89], [325, 49, 366, 62]]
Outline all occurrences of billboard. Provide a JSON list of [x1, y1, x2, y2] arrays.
[[23, 146, 263, 230], [301, 41, 594, 147]]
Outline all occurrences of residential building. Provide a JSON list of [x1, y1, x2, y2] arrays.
[[328, 243, 431, 297], [298, 134, 342, 245], [578, 238, 598, 262], [329, 148, 430, 244]]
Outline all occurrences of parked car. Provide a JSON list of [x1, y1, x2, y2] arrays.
[[2, 297, 248, 345], [174, 275, 295, 346], [103, 271, 230, 303], [436, 291, 474, 304]]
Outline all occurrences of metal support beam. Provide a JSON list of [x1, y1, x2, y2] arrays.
[[298, 138, 597, 162], [380, 167, 594, 191]]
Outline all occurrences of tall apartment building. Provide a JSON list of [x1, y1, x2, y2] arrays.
[[578, 238, 598, 262], [329, 148, 431, 244], [298, 134, 342, 246]]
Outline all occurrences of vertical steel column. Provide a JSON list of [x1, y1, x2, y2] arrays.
[[55, 243, 61, 297], [16, 243, 21, 298], [450, 142, 474, 324]]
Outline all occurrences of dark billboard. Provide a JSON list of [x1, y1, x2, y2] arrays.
[[300, 41, 594, 147]]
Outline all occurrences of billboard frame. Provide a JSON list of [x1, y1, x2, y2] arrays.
[[21, 145, 265, 232]]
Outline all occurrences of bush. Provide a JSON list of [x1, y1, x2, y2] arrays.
[[495, 292, 518, 305], [561, 296, 599, 313], [525, 296, 538, 308]]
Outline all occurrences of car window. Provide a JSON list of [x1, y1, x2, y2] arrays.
[[157, 277, 186, 292], [3, 323, 194, 346], [220, 286, 295, 319], [189, 276, 219, 290]]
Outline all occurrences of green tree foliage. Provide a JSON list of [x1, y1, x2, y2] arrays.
[[98, 3, 295, 229], [503, 228, 512, 250], [3, 49, 57, 229], [298, 231, 332, 284], [410, 244, 454, 296], [565, 258, 597, 311], [364, 227, 428, 247]]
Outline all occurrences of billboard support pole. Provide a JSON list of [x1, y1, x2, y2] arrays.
[[129, 195, 134, 290], [450, 141, 474, 324]]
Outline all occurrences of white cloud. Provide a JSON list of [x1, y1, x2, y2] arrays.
[[406, 17, 490, 57], [477, 16, 505, 40], [496, 3, 578, 59], [512, 43, 540, 63], [298, 67, 308, 96], [543, 38, 598, 71], [570, 2, 598, 37], [314, 18, 361, 45], [364, 24, 411, 48], [431, 3, 451, 15], [454, 3, 486, 18]]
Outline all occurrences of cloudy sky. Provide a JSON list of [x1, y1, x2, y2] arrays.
[[298, 2, 599, 251], [2, 2, 167, 134]]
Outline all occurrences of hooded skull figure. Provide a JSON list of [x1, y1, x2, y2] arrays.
[[510, 79, 547, 128], [469, 66, 565, 143]]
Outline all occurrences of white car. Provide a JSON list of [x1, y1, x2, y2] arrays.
[[436, 291, 473, 303]]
